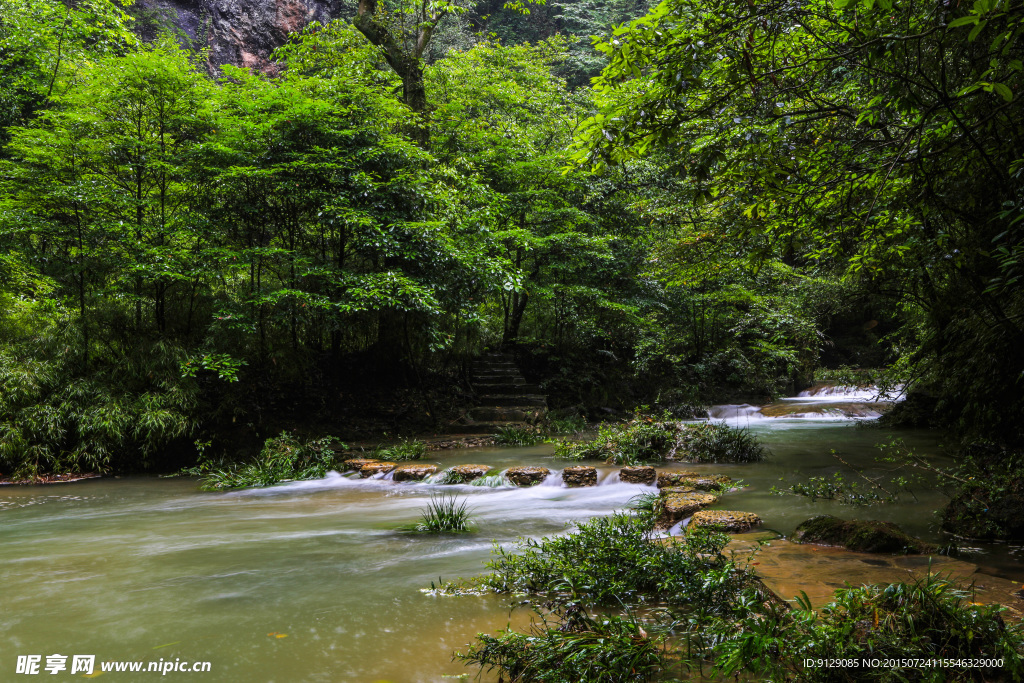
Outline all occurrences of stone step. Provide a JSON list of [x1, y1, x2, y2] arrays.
[[472, 371, 523, 379], [479, 395, 547, 407], [473, 382, 542, 393], [469, 406, 543, 422], [446, 422, 522, 435], [473, 361, 517, 370]]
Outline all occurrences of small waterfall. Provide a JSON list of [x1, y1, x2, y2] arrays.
[[707, 404, 765, 421], [470, 473, 511, 488], [539, 471, 564, 487], [599, 471, 621, 486]]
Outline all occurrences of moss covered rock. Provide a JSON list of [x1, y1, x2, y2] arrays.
[[942, 491, 1024, 541], [359, 461, 397, 478], [794, 515, 937, 554], [343, 458, 383, 472], [506, 466, 550, 487], [657, 472, 731, 491], [445, 464, 493, 483], [562, 465, 597, 487], [689, 510, 761, 533], [619, 466, 656, 485], [656, 490, 718, 529], [392, 463, 438, 481]]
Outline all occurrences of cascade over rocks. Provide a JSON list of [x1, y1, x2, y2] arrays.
[[446, 464, 493, 483], [506, 466, 549, 487]]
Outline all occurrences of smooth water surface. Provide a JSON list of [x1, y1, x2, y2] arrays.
[[3, 392, 1022, 681]]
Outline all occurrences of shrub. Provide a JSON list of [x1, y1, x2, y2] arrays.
[[459, 606, 668, 683], [415, 494, 472, 532], [545, 414, 587, 435], [553, 415, 765, 465], [701, 574, 1024, 681], [477, 511, 745, 607], [194, 432, 340, 491], [372, 437, 427, 461], [494, 425, 545, 446]]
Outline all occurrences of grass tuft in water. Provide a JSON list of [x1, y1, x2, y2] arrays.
[[192, 432, 340, 491], [416, 494, 472, 533]]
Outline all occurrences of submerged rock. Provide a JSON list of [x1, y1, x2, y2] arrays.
[[562, 466, 597, 487], [392, 463, 438, 482], [343, 458, 383, 472], [689, 510, 761, 533], [506, 466, 550, 487], [619, 466, 656, 485], [657, 472, 731, 491], [444, 464, 493, 483], [359, 462, 397, 478], [656, 490, 718, 530], [794, 515, 937, 554]]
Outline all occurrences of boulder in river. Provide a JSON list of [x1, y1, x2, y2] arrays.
[[657, 472, 731, 491], [656, 490, 718, 529], [619, 466, 656, 485], [689, 510, 761, 533], [562, 466, 597, 487], [343, 458, 383, 472], [392, 463, 438, 482], [445, 464, 493, 483], [794, 515, 937, 554], [359, 462, 397, 478], [506, 466, 550, 487]]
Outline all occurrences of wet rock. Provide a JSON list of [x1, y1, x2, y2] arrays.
[[657, 472, 731, 491], [359, 462, 397, 478], [506, 466, 550, 487], [392, 463, 438, 482], [619, 466, 656, 485], [343, 458, 382, 472], [562, 466, 597, 487], [795, 515, 937, 554], [656, 490, 718, 530], [689, 510, 761, 533], [444, 464, 493, 483]]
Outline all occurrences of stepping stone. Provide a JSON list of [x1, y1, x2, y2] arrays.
[[506, 466, 550, 487], [343, 458, 383, 471], [657, 472, 731, 490], [689, 510, 761, 533], [443, 464, 493, 483], [392, 463, 438, 481], [656, 490, 718, 530], [359, 462, 397, 478], [562, 465, 597, 487], [620, 466, 656, 485]]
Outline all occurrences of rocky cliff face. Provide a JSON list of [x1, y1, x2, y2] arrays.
[[136, 0, 349, 72]]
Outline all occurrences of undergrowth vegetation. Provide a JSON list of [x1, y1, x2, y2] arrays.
[[493, 425, 545, 446], [188, 432, 340, 491], [552, 414, 765, 465], [371, 438, 427, 461]]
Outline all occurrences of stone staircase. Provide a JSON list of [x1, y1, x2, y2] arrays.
[[448, 352, 547, 435]]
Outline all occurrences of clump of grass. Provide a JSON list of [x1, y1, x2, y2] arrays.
[[416, 494, 472, 533], [493, 425, 545, 446], [194, 432, 340, 491], [552, 413, 765, 465], [373, 437, 427, 461]]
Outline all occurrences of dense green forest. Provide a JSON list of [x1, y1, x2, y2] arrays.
[[1, 0, 1022, 479]]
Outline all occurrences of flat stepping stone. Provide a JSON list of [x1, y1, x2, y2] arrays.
[[657, 472, 731, 490], [689, 510, 761, 532], [620, 466, 656, 485], [444, 464, 493, 483], [506, 466, 550, 487], [656, 490, 718, 529], [359, 462, 397, 478], [343, 458, 383, 471], [392, 463, 438, 481], [562, 466, 597, 487]]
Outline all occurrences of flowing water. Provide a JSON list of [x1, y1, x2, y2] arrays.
[[2, 386, 1022, 681]]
